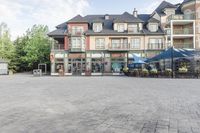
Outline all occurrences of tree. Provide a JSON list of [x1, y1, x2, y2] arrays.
[[0, 22, 16, 71], [14, 25, 51, 72]]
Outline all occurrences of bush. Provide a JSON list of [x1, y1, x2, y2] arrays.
[[178, 67, 188, 74], [165, 69, 172, 77], [150, 69, 158, 77], [123, 67, 129, 73], [140, 69, 149, 77], [130, 69, 139, 77]]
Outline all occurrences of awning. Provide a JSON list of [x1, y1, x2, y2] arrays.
[[146, 47, 196, 62]]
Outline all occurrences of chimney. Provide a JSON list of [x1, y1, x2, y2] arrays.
[[133, 8, 138, 17], [105, 14, 109, 20]]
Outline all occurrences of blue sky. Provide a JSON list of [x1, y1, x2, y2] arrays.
[[0, 0, 182, 40]]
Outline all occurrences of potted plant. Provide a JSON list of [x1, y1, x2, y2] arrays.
[[123, 67, 129, 76], [129, 69, 139, 77], [164, 69, 172, 77], [178, 67, 188, 74], [150, 69, 158, 77], [140, 68, 149, 77]]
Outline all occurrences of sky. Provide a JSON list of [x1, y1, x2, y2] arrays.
[[0, 0, 183, 40]]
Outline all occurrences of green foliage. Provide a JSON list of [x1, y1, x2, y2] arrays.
[[1, 22, 52, 72], [14, 25, 52, 72], [0, 22, 16, 71]]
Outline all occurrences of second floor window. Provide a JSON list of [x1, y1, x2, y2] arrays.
[[71, 26, 84, 34], [117, 24, 125, 32], [71, 37, 82, 48], [93, 23, 102, 32], [95, 38, 105, 49], [130, 38, 140, 49], [149, 39, 162, 49]]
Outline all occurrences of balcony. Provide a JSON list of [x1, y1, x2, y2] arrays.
[[51, 43, 65, 51], [173, 28, 193, 35], [148, 43, 164, 50], [174, 43, 193, 49], [108, 43, 129, 51], [68, 30, 84, 36], [167, 14, 195, 22]]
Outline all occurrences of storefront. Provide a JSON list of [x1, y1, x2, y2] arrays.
[[111, 53, 127, 74], [68, 53, 86, 75]]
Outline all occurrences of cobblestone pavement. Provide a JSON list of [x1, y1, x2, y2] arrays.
[[0, 75, 200, 133]]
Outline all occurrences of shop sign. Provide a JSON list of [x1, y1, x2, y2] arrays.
[[91, 53, 102, 58]]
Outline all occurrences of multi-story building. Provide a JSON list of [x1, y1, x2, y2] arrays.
[[48, 0, 200, 76]]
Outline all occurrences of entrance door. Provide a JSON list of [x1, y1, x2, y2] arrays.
[[71, 59, 84, 75]]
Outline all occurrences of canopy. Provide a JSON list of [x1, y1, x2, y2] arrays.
[[131, 54, 146, 64], [147, 47, 196, 62]]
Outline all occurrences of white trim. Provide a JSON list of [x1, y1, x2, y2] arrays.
[[91, 73, 102, 76], [65, 73, 72, 76], [81, 73, 86, 76], [51, 73, 59, 76]]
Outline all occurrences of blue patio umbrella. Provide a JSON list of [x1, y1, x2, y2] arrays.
[[128, 54, 146, 68], [147, 47, 195, 62]]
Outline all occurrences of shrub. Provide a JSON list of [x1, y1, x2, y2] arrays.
[[178, 67, 188, 74], [130, 69, 139, 77], [165, 69, 172, 77], [150, 69, 158, 76], [140, 69, 149, 77], [123, 67, 129, 73]]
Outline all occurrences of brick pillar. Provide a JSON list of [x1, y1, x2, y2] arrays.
[[64, 36, 68, 50]]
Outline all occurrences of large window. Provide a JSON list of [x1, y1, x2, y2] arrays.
[[71, 26, 84, 34], [71, 37, 82, 48], [149, 39, 163, 49], [117, 24, 125, 32], [130, 38, 140, 49], [93, 23, 102, 32], [95, 38, 105, 49]]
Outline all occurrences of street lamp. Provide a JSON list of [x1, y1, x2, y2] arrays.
[[171, 46, 174, 78]]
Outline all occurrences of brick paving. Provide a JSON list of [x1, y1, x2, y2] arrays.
[[0, 75, 200, 133]]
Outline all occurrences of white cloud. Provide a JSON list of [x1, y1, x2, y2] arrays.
[[140, 0, 183, 14], [0, 0, 90, 40]]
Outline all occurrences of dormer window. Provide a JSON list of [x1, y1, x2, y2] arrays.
[[117, 24, 125, 32], [148, 23, 158, 32], [93, 23, 102, 32], [128, 24, 138, 33]]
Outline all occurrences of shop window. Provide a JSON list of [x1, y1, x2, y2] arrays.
[[111, 59, 125, 73], [91, 58, 103, 73]]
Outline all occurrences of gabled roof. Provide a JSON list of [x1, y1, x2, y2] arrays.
[[138, 14, 159, 23], [154, 1, 177, 15], [48, 29, 66, 36], [113, 12, 144, 23], [67, 15, 88, 23]]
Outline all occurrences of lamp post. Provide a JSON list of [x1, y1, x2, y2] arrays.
[[171, 46, 174, 78]]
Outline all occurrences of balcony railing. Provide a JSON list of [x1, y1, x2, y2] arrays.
[[173, 28, 193, 35], [70, 45, 85, 52], [68, 30, 84, 36], [108, 43, 129, 51], [148, 43, 164, 50], [51, 43, 65, 51], [167, 14, 195, 22], [174, 43, 193, 49]]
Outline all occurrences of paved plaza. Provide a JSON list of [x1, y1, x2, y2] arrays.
[[0, 75, 200, 133]]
